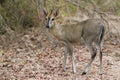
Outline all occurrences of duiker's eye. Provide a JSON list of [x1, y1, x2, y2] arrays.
[[51, 18, 54, 21], [45, 18, 47, 20]]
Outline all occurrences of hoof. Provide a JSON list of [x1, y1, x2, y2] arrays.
[[81, 72, 87, 75], [99, 73, 103, 75], [73, 71, 76, 74], [99, 71, 103, 75], [63, 69, 66, 72]]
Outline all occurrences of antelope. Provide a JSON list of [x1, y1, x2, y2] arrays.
[[43, 9, 105, 75]]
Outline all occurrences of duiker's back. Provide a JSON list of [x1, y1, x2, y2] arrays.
[[57, 19, 104, 43]]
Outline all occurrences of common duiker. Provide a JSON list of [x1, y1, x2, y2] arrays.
[[43, 9, 105, 75]]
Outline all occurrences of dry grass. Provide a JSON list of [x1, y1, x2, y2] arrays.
[[0, 14, 120, 80]]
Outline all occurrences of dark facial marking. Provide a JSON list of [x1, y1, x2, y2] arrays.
[[46, 17, 50, 28]]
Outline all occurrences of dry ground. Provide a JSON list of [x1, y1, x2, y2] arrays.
[[0, 15, 120, 80]]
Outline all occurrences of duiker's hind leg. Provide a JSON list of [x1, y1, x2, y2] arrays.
[[82, 42, 97, 75], [96, 43, 103, 75]]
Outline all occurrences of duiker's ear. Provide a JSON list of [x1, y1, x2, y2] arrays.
[[43, 8, 48, 16], [54, 9, 59, 17]]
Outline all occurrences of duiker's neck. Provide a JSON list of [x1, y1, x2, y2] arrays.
[[49, 21, 63, 39], [50, 21, 61, 30]]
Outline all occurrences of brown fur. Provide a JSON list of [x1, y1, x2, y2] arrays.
[[49, 19, 104, 44], [43, 9, 105, 75]]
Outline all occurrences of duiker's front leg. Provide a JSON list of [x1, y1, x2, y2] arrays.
[[66, 42, 76, 73], [82, 42, 96, 75], [63, 46, 69, 71], [70, 50, 76, 73]]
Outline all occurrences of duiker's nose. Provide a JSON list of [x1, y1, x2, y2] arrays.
[[46, 25, 49, 28]]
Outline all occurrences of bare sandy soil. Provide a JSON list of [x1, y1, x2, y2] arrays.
[[0, 15, 120, 80]]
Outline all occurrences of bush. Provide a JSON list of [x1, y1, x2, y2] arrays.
[[0, 0, 37, 32]]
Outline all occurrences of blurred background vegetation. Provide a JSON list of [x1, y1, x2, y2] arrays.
[[0, 0, 120, 49], [0, 0, 120, 33]]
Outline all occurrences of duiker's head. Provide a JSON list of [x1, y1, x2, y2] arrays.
[[43, 9, 59, 28]]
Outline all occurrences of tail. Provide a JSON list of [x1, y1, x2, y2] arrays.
[[99, 26, 105, 44]]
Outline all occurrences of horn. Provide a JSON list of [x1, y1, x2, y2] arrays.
[[49, 9, 53, 16]]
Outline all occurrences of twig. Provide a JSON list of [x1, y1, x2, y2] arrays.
[[66, 0, 90, 15], [87, 0, 110, 34]]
